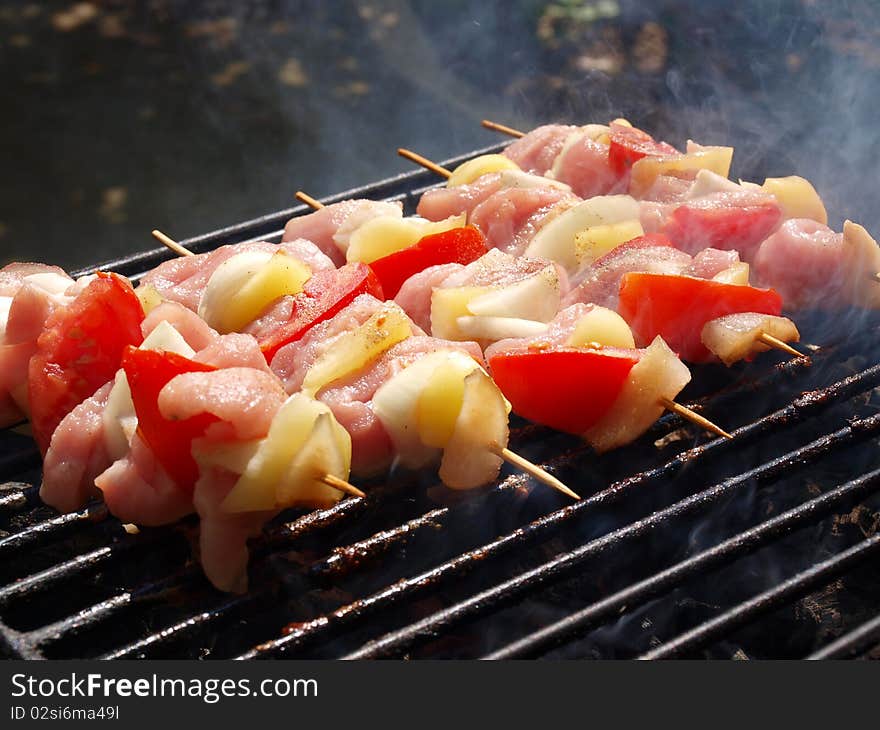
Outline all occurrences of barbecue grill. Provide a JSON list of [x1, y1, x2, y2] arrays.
[[1, 144, 879, 660]]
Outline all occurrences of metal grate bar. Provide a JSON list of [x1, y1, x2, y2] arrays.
[[338, 414, 880, 659], [806, 613, 880, 659], [0, 503, 108, 559], [484, 468, 880, 659], [639, 535, 880, 659]]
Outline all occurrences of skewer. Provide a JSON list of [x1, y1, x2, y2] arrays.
[[482, 119, 525, 138], [154, 227, 580, 500], [152, 229, 194, 257], [295, 191, 325, 210], [397, 148, 452, 179], [657, 398, 732, 440], [300, 180, 730, 445], [481, 119, 525, 138], [147, 229, 368, 501], [493, 445, 580, 500], [758, 332, 806, 359], [320, 474, 366, 499]]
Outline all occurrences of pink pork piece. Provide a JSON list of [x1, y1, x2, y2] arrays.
[[503, 124, 578, 175], [140, 239, 335, 312]]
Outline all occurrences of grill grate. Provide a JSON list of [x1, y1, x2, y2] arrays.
[[2, 148, 880, 660]]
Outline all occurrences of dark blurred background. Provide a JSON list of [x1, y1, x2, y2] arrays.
[[2, 0, 879, 271]]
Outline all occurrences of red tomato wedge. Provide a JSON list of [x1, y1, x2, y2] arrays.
[[29, 272, 144, 454], [608, 124, 679, 175], [122, 347, 218, 492], [488, 348, 639, 434], [662, 199, 782, 260], [258, 262, 384, 362], [369, 226, 488, 298], [618, 272, 783, 362]]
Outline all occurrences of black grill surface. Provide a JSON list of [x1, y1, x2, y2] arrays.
[[2, 147, 879, 660]]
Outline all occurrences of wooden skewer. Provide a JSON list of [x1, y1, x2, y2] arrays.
[[152, 229, 194, 257], [154, 228, 578, 501], [758, 333, 806, 359], [149, 230, 366, 500], [493, 445, 580, 500], [658, 397, 732, 440], [295, 191, 325, 210], [482, 119, 525, 138], [320, 474, 365, 499], [397, 148, 452, 179], [481, 119, 525, 138]]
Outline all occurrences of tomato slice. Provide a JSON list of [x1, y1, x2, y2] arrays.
[[122, 347, 218, 492], [258, 262, 384, 362], [662, 200, 782, 260], [608, 124, 679, 175], [488, 348, 639, 434], [29, 272, 144, 454], [369, 226, 488, 298], [618, 272, 783, 362]]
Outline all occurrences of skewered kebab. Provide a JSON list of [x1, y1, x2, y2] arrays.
[[151, 231, 579, 500], [481, 119, 880, 310], [292, 192, 729, 440], [393, 149, 804, 366]]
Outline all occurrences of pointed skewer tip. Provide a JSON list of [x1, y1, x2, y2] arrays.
[[495, 446, 581, 500], [295, 191, 324, 210], [481, 119, 525, 138], [152, 229, 194, 258], [320, 474, 365, 499], [658, 397, 733, 440], [397, 148, 452, 179], [758, 332, 807, 360]]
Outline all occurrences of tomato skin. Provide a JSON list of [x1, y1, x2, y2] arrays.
[[29, 272, 144, 454], [488, 348, 638, 434], [662, 201, 782, 260], [122, 347, 218, 492], [608, 125, 679, 175], [369, 226, 488, 298], [618, 272, 783, 362], [258, 262, 384, 362]]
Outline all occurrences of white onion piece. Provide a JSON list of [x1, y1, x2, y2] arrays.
[[525, 195, 641, 272], [467, 264, 560, 322], [686, 169, 743, 199], [332, 200, 403, 256], [456, 315, 549, 342], [701, 313, 800, 367], [583, 337, 690, 453], [221, 393, 351, 512], [198, 250, 274, 332], [439, 369, 510, 490]]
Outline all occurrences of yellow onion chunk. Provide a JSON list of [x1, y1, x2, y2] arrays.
[[447, 154, 521, 187], [629, 143, 734, 199], [220, 393, 352, 513], [583, 336, 691, 453], [346, 213, 466, 264], [701, 313, 800, 367], [432, 264, 561, 343], [199, 250, 311, 333], [567, 306, 636, 349], [302, 303, 413, 397], [373, 350, 511, 489], [524, 195, 641, 272], [439, 368, 511, 490]]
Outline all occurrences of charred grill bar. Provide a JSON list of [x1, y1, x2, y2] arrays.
[[1, 149, 879, 660]]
